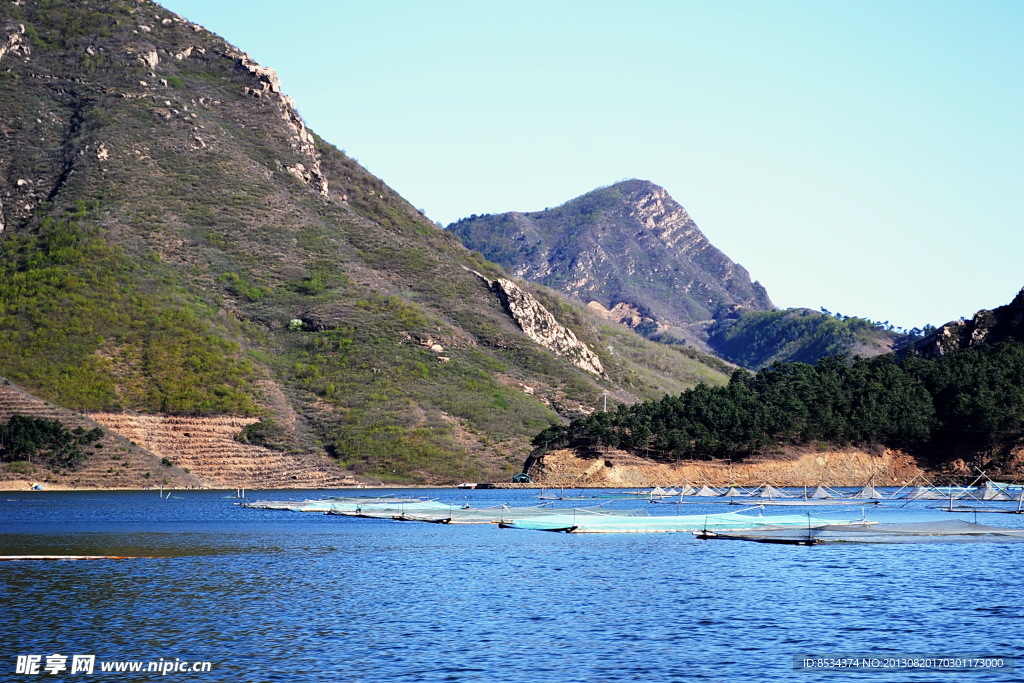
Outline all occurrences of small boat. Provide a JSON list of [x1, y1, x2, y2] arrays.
[[456, 483, 477, 489]]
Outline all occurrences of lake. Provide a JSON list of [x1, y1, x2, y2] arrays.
[[2, 489, 1022, 682]]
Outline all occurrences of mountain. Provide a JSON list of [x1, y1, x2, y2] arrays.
[[449, 180, 773, 339], [0, 0, 731, 486], [448, 180, 901, 365]]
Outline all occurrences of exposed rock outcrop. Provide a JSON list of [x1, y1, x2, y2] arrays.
[[493, 277, 603, 376], [0, 22, 29, 63], [918, 287, 1024, 357], [469, 270, 604, 375], [586, 301, 657, 331], [138, 47, 159, 70], [227, 47, 329, 197]]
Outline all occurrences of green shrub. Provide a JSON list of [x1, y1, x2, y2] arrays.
[[5, 461, 34, 475], [0, 415, 103, 470]]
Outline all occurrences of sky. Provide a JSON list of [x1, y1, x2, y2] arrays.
[[160, 0, 1024, 331]]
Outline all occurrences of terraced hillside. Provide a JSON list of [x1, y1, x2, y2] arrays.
[[0, 376, 199, 488], [87, 413, 354, 488], [1, 376, 358, 488]]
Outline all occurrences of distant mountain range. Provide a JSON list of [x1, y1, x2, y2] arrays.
[[449, 180, 901, 367]]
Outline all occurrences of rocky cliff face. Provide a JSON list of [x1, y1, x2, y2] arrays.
[[918, 287, 1024, 357], [471, 270, 604, 376], [449, 179, 774, 336]]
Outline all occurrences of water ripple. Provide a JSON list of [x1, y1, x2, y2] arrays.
[[3, 490, 1023, 682]]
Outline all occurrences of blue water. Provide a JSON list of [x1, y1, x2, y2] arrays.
[[2, 489, 1022, 682]]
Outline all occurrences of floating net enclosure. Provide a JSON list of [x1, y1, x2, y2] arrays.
[[849, 485, 886, 499], [697, 519, 1024, 545], [750, 484, 792, 499], [501, 510, 856, 534], [977, 483, 1013, 501], [897, 486, 947, 500], [692, 485, 722, 497], [805, 486, 839, 499]]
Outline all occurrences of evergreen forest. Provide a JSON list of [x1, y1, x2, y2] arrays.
[[0, 414, 104, 471], [533, 341, 1024, 465]]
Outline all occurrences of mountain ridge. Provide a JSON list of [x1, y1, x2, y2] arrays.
[[917, 287, 1024, 357]]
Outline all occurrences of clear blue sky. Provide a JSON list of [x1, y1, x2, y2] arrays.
[[160, 0, 1024, 331]]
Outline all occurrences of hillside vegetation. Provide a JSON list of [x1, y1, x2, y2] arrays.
[[0, 413, 103, 471], [534, 336, 1024, 473], [0, 0, 729, 483], [707, 308, 904, 369]]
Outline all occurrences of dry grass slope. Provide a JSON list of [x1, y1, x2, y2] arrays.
[[87, 413, 354, 488]]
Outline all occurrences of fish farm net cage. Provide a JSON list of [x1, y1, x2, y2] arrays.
[[697, 519, 1024, 545]]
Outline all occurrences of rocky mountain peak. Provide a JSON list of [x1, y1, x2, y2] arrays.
[[448, 179, 773, 340]]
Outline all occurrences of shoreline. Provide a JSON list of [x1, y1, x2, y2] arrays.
[[0, 481, 939, 493]]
